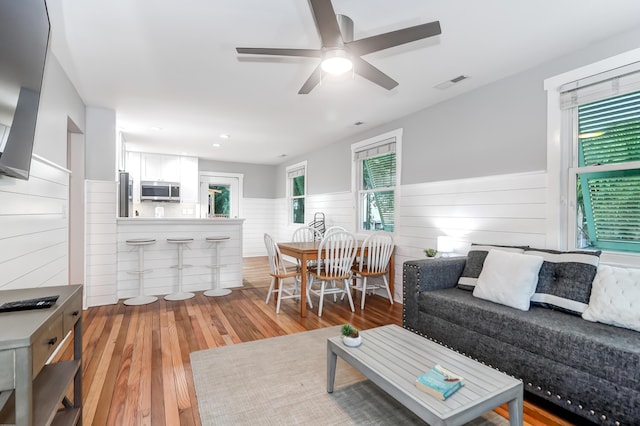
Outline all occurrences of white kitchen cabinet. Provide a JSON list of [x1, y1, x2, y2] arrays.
[[180, 156, 199, 203], [141, 153, 180, 182], [161, 155, 181, 182]]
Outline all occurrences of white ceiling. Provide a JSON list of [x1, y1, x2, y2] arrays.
[[47, 0, 640, 165]]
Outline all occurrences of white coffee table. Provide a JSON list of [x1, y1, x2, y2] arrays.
[[327, 324, 523, 426]]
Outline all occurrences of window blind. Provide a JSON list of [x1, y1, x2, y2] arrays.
[[287, 166, 305, 179], [353, 137, 396, 161], [578, 91, 640, 166], [576, 86, 640, 251], [560, 65, 640, 110]]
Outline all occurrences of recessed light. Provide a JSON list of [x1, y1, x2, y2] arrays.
[[279, 154, 287, 158], [151, 126, 163, 131], [354, 121, 364, 126], [212, 143, 221, 148], [219, 134, 230, 139]]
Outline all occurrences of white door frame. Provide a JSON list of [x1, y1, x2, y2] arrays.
[[199, 172, 244, 219]]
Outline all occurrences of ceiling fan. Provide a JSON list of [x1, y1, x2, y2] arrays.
[[236, 0, 441, 94]]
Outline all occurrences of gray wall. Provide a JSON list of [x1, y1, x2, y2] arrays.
[[275, 26, 640, 197], [33, 53, 85, 164], [199, 159, 278, 198], [85, 107, 116, 181]]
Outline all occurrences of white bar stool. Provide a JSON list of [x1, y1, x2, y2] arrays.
[[204, 236, 231, 297], [124, 238, 158, 306], [165, 237, 195, 301]]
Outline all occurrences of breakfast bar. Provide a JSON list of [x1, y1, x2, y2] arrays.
[[116, 218, 244, 300]]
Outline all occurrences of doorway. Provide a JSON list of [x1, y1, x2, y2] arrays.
[[67, 118, 85, 286], [199, 173, 243, 219]]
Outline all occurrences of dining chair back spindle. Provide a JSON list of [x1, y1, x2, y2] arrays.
[[323, 225, 347, 237], [292, 226, 322, 242]]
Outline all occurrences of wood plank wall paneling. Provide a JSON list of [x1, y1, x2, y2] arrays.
[[271, 191, 356, 245], [264, 171, 548, 303], [398, 171, 548, 260], [241, 198, 278, 257], [85, 180, 118, 307], [307, 191, 355, 232], [0, 157, 70, 291]]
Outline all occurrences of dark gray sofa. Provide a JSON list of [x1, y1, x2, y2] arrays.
[[403, 257, 640, 426]]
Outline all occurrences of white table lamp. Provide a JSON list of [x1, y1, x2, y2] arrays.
[[437, 236, 456, 257]]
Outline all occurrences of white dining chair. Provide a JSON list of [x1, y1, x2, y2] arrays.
[[264, 233, 306, 313], [292, 226, 322, 243], [291, 225, 322, 285], [307, 230, 357, 317], [350, 232, 394, 309], [323, 226, 347, 237]]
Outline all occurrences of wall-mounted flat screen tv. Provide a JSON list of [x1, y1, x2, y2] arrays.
[[0, 0, 50, 180]]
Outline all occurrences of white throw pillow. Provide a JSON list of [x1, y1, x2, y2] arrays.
[[473, 249, 544, 311], [582, 265, 640, 332]]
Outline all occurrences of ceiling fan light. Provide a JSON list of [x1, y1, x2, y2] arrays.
[[321, 50, 352, 75]]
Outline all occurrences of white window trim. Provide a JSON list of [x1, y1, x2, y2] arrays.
[[350, 128, 402, 234], [545, 47, 640, 267], [286, 161, 307, 225]]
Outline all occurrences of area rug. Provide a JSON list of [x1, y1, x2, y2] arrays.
[[190, 326, 509, 425]]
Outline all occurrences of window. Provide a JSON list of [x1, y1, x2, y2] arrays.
[[207, 184, 230, 217], [287, 162, 306, 224], [199, 173, 243, 219], [561, 70, 640, 253], [352, 129, 401, 232]]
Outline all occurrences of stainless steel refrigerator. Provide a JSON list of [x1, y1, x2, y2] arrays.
[[118, 171, 133, 217]]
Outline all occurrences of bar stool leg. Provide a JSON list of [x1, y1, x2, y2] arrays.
[[124, 240, 158, 306], [204, 237, 231, 297], [165, 239, 195, 301]]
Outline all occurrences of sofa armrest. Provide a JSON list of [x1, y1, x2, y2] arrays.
[[403, 257, 467, 330]]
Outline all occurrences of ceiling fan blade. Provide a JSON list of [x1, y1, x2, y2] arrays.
[[308, 0, 343, 48], [346, 21, 441, 56], [236, 47, 321, 58], [352, 57, 398, 90], [298, 65, 322, 94]]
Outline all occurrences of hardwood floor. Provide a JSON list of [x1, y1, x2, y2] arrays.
[[55, 257, 575, 425]]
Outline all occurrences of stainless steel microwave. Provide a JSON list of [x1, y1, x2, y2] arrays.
[[140, 181, 180, 202]]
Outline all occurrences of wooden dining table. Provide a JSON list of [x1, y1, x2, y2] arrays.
[[277, 241, 395, 318]]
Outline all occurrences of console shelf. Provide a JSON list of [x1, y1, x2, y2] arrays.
[[0, 285, 83, 426]]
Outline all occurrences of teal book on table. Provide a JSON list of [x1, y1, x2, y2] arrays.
[[415, 364, 464, 400]]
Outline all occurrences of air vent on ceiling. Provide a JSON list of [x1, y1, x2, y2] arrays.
[[434, 75, 470, 90]]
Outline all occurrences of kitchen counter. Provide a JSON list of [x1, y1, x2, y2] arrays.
[[116, 218, 244, 299], [117, 218, 245, 224]]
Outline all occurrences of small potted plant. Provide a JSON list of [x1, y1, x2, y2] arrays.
[[341, 324, 362, 347], [424, 248, 438, 258]]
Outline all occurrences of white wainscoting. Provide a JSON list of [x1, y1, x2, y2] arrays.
[[396, 171, 548, 301], [307, 191, 355, 232], [85, 180, 118, 307], [0, 156, 70, 291], [398, 171, 548, 257], [268, 171, 548, 303], [242, 197, 279, 257], [274, 191, 356, 244]]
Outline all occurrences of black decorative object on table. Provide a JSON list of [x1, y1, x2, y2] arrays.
[[0, 295, 59, 313]]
